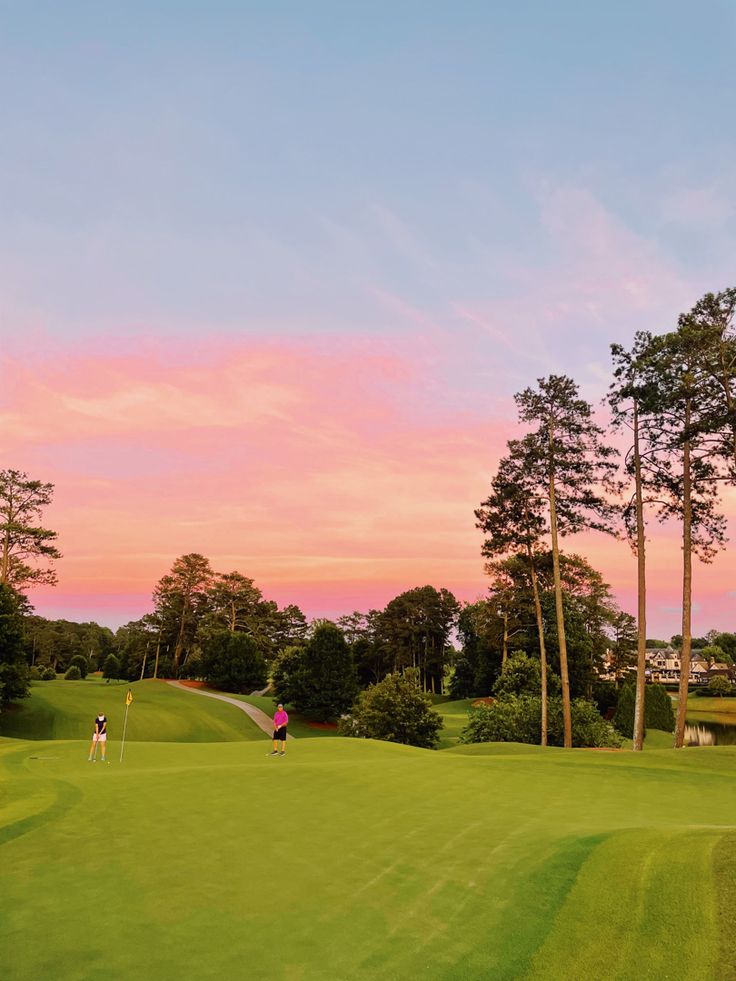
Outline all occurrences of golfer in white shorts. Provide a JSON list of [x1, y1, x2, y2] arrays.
[[88, 712, 108, 762]]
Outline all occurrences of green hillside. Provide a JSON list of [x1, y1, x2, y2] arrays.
[[0, 679, 262, 742]]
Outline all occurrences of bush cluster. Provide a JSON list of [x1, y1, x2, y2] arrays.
[[613, 682, 675, 737], [340, 671, 443, 749], [64, 665, 81, 680], [68, 654, 89, 679], [460, 694, 621, 749]]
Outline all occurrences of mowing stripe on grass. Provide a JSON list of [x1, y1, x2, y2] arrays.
[[714, 831, 736, 981], [522, 827, 720, 981]]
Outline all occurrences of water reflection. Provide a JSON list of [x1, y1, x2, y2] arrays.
[[684, 719, 736, 746]]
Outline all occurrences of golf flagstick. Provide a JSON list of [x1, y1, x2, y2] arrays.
[[120, 688, 133, 763]]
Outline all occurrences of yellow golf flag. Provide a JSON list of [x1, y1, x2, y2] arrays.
[[125, 689, 133, 706]]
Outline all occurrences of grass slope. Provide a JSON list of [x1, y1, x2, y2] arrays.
[[209, 691, 336, 738], [2, 683, 736, 981], [0, 679, 263, 742], [435, 698, 473, 748]]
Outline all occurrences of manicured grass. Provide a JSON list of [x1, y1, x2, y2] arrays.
[[2, 683, 736, 980], [435, 698, 473, 748], [0, 679, 263, 742], [641, 727, 674, 749], [687, 695, 736, 715]]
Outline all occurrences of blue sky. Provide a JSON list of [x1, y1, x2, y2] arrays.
[[1, 1, 734, 343]]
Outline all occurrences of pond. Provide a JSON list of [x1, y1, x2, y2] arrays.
[[684, 715, 736, 746]]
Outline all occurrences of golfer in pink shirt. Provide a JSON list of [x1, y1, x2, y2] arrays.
[[270, 704, 289, 756]]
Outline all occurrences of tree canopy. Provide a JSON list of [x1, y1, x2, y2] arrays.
[[0, 470, 61, 590]]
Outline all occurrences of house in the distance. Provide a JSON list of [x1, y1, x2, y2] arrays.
[[645, 647, 683, 684], [599, 647, 733, 685]]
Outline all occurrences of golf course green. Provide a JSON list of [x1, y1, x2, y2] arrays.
[[2, 681, 735, 980]]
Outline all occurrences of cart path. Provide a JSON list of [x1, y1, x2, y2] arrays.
[[167, 681, 294, 739]]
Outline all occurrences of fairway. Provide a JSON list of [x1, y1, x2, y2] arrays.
[[2, 683, 736, 981]]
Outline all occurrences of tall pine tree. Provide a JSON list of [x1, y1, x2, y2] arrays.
[[514, 376, 618, 747], [476, 445, 551, 744]]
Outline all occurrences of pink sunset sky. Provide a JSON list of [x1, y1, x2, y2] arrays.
[[4, 314, 736, 636], [1, 4, 735, 635]]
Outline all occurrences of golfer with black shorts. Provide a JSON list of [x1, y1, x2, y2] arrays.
[[270, 704, 288, 756]]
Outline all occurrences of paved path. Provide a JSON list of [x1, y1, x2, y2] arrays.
[[167, 681, 294, 739]]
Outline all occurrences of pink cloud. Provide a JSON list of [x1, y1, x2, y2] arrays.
[[3, 331, 511, 626]]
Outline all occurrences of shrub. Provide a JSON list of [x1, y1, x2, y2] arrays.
[[460, 694, 621, 749], [29, 665, 42, 680], [592, 680, 619, 716], [199, 630, 267, 693], [69, 654, 89, 679], [645, 683, 676, 731], [41, 666, 56, 680], [102, 654, 120, 679], [64, 665, 81, 680], [569, 699, 622, 749], [612, 683, 637, 738], [707, 676, 734, 698], [612, 681, 676, 737], [340, 671, 443, 749]]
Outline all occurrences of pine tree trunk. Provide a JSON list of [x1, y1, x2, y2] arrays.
[[632, 401, 647, 752], [1, 527, 10, 583], [527, 546, 548, 747], [139, 642, 149, 681], [1, 485, 13, 584], [674, 420, 693, 749], [501, 612, 508, 669], [174, 600, 188, 671], [548, 422, 572, 748], [153, 637, 161, 679]]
